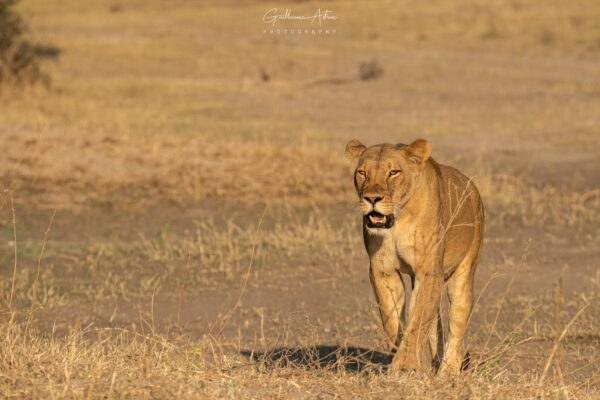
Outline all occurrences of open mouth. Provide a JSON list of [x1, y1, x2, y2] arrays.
[[365, 211, 395, 229]]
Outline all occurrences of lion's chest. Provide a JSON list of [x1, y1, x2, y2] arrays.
[[394, 229, 418, 269]]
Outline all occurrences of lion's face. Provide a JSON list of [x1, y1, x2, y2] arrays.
[[345, 139, 431, 234]]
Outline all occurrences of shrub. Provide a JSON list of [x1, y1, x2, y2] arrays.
[[0, 0, 44, 85]]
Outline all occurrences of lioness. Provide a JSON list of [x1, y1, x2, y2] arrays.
[[345, 139, 484, 375]]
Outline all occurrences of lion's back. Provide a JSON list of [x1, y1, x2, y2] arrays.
[[435, 161, 484, 274]]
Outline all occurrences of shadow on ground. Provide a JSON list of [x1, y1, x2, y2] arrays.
[[241, 346, 393, 373]]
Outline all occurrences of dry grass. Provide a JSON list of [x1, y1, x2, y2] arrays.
[[3, 206, 362, 307], [0, 132, 351, 209], [1, 195, 598, 398], [1, 129, 598, 233], [0, 0, 599, 398], [2, 321, 598, 399]]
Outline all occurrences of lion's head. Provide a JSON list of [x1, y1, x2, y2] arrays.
[[345, 139, 431, 234]]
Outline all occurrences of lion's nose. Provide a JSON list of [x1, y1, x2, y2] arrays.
[[364, 196, 383, 205]]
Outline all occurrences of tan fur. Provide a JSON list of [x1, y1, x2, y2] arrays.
[[345, 139, 484, 375]]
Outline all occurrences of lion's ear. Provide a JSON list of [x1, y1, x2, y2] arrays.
[[405, 139, 430, 166], [345, 139, 366, 161]]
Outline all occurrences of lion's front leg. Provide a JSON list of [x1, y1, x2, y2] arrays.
[[370, 267, 405, 352], [391, 265, 443, 373]]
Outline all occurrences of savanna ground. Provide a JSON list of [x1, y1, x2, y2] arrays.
[[1, 0, 599, 398]]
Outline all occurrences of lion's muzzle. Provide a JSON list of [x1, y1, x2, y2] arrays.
[[365, 211, 395, 229]]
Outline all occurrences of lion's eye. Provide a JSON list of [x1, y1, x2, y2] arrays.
[[389, 170, 401, 176], [357, 170, 366, 176]]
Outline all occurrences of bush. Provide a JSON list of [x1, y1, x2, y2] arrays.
[[0, 0, 44, 85]]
